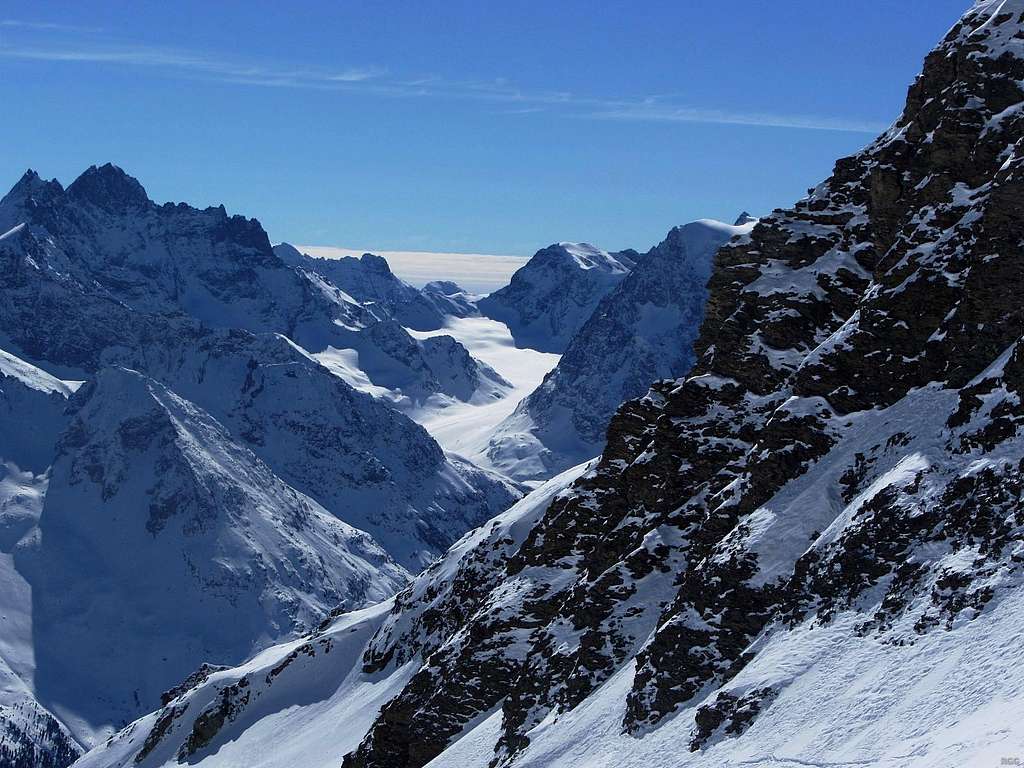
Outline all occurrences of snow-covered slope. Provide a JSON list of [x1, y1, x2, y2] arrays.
[[420, 280, 480, 319], [14, 366, 408, 741], [0, 353, 84, 768], [76, 4, 1024, 767], [478, 243, 637, 353], [489, 217, 754, 481], [272, 243, 509, 404], [72, 464, 590, 768]]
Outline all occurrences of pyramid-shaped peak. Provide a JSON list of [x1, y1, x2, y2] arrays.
[[734, 211, 757, 226], [1, 168, 65, 208], [359, 252, 393, 273], [67, 163, 150, 211]]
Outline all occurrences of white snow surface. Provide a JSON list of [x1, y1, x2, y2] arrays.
[[440, 591, 1024, 768], [395, 316, 559, 483], [0, 348, 82, 397]]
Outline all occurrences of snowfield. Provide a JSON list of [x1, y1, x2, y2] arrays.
[[404, 316, 561, 483]]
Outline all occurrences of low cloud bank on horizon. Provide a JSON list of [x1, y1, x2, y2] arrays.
[[296, 245, 528, 294]]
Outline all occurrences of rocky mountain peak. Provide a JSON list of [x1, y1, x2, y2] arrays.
[[733, 210, 756, 225], [479, 240, 634, 352], [359, 252, 394, 273], [423, 279, 464, 295], [0, 168, 65, 214], [272, 241, 305, 265], [66, 162, 151, 211]]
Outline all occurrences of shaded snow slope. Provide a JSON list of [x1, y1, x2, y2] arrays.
[[74, 464, 592, 768], [13, 366, 408, 744], [0, 354, 84, 768]]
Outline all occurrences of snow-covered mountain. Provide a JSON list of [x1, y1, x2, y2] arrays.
[[420, 280, 480, 319], [271, 243, 509, 404], [77, 4, 1024, 767], [0, 170, 494, 405], [273, 244, 448, 331], [0, 167, 522, 760], [0, 169, 518, 569], [17, 366, 408, 735], [487, 217, 754, 481], [478, 242, 638, 353]]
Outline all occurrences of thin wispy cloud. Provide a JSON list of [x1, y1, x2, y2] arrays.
[[2, 19, 84, 31], [0, 22, 886, 135], [0, 41, 384, 86], [584, 105, 888, 135]]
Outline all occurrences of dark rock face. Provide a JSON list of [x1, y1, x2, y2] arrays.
[[340, 5, 1024, 766], [65, 163, 150, 212]]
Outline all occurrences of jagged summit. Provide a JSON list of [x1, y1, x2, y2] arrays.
[[0, 168, 64, 210], [66, 162, 150, 210], [271, 240, 305, 265], [479, 240, 635, 352], [358, 252, 393, 273], [733, 210, 756, 225]]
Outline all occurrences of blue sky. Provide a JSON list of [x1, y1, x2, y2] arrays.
[[1, 1, 969, 257]]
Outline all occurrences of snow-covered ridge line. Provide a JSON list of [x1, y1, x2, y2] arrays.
[[0, 348, 82, 397]]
